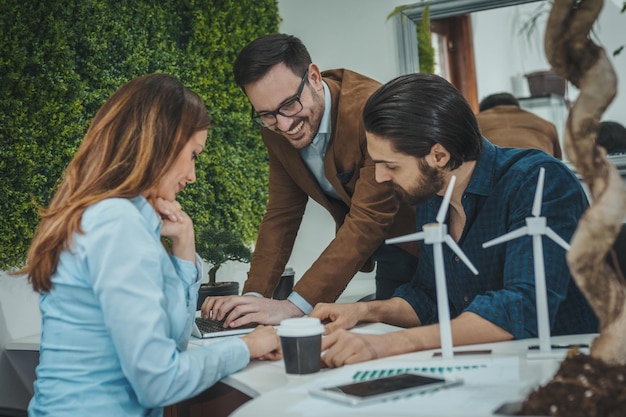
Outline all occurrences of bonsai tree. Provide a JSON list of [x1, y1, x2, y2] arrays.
[[521, 0, 626, 415], [195, 226, 252, 287]]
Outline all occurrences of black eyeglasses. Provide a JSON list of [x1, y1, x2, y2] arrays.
[[252, 70, 308, 127]]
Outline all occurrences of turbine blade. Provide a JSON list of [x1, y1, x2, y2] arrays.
[[532, 167, 545, 217], [444, 235, 479, 275], [545, 227, 571, 251], [482, 227, 528, 248], [436, 176, 456, 224], [385, 231, 425, 245]]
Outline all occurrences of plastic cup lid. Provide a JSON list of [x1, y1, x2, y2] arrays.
[[277, 317, 324, 337]]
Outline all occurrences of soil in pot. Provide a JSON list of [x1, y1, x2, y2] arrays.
[[520, 349, 626, 417]]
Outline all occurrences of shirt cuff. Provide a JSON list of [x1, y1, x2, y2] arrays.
[[171, 254, 202, 287], [242, 291, 311, 314], [242, 292, 263, 297], [171, 254, 203, 312], [393, 282, 437, 325], [287, 291, 312, 315]]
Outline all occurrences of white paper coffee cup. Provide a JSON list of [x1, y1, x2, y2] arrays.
[[277, 317, 324, 374]]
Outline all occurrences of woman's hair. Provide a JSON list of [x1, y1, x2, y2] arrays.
[[233, 33, 311, 90], [363, 73, 482, 170], [23, 73, 210, 292]]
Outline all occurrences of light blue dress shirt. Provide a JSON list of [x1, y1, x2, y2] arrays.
[[299, 81, 340, 201], [285, 81, 339, 314], [28, 196, 250, 417]]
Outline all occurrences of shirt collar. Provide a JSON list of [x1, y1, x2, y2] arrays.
[[130, 195, 162, 235], [464, 137, 496, 197], [318, 81, 332, 136], [305, 81, 332, 152]]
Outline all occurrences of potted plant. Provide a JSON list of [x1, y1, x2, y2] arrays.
[[515, 1, 567, 97], [416, 5, 435, 74], [194, 227, 252, 310]]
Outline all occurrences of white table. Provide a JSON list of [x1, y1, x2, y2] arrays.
[[8, 323, 596, 417], [223, 332, 596, 417]]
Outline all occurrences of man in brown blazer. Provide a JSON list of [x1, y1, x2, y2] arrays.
[[201, 34, 420, 327], [476, 93, 562, 159]]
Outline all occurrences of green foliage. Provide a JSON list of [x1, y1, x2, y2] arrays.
[[417, 5, 435, 74], [0, 0, 280, 270]]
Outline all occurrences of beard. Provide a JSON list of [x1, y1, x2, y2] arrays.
[[392, 159, 445, 206], [278, 84, 325, 150]]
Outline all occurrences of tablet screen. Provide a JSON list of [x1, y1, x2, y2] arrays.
[[326, 373, 445, 398]]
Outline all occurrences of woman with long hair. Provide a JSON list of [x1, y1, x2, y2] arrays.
[[22, 73, 280, 417]]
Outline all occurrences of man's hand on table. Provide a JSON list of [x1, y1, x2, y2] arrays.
[[310, 302, 369, 332], [320, 330, 384, 368], [201, 295, 303, 327]]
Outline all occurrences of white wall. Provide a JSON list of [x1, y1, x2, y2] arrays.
[[278, 0, 413, 84], [276, 0, 625, 293]]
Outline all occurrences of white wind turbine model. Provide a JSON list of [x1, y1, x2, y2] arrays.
[[482, 167, 570, 355], [386, 176, 478, 359]]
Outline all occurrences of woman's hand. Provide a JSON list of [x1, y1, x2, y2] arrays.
[[153, 197, 195, 262], [241, 325, 282, 361]]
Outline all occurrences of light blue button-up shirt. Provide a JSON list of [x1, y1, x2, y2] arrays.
[[29, 196, 250, 417], [285, 81, 339, 313], [299, 81, 341, 201]]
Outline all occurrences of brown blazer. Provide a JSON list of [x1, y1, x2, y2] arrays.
[[243, 69, 419, 305], [476, 105, 562, 159]]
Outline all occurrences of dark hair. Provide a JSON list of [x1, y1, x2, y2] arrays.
[[597, 121, 626, 155], [233, 33, 312, 89], [363, 73, 482, 170], [479, 92, 519, 112]]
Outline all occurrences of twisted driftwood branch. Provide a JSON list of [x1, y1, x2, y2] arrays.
[[545, 0, 626, 365]]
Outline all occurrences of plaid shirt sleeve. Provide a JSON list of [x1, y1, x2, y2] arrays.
[[394, 141, 596, 339]]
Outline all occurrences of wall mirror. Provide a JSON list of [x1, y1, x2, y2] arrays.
[[396, 0, 542, 75]]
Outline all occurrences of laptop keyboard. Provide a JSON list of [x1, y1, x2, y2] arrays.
[[195, 317, 227, 333], [194, 317, 257, 334]]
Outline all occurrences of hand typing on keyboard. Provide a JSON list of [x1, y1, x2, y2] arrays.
[[195, 317, 257, 334], [200, 295, 304, 327]]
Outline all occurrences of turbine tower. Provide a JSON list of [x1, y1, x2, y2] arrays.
[[482, 167, 570, 354], [386, 176, 478, 359]]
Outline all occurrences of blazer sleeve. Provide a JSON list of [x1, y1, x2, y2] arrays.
[[242, 144, 309, 297], [292, 145, 410, 304]]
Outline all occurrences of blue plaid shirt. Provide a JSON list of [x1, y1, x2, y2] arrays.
[[394, 139, 598, 339]]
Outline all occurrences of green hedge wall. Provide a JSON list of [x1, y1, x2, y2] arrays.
[[0, 0, 280, 269]]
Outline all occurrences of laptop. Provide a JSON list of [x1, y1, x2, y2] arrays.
[[191, 317, 257, 339]]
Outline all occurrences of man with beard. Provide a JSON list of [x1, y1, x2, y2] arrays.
[[310, 73, 598, 368], [201, 34, 420, 327]]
